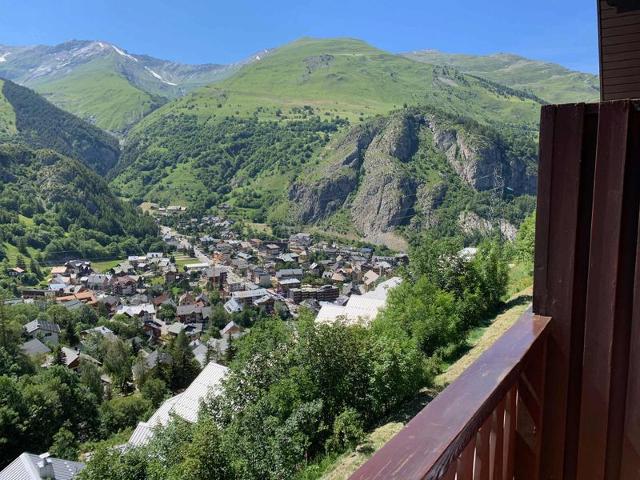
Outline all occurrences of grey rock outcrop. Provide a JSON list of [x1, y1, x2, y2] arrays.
[[288, 120, 381, 222], [351, 115, 419, 237], [427, 115, 536, 195], [288, 108, 537, 243]]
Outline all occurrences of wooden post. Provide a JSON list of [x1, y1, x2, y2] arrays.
[[534, 104, 598, 480]]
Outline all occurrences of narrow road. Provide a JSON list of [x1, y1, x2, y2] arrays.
[[160, 225, 212, 266]]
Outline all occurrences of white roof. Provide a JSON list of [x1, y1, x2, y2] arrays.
[[366, 277, 402, 300], [128, 362, 228, 447], [167, 323, 186, 335], [224, 298, 243, 314], [0, 452, 85, 480], [316, 277, 401, 326], [61, 347, 80, 366], [116, 304, 155, 316], [185, 263, 210, 270], [232, 288, 269, 299]]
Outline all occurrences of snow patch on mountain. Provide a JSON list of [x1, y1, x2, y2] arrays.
[[0, 52, 10, 63], [112, 45, 138, 62], [144, 66, 177, 86]]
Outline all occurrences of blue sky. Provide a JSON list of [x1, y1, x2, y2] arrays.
[[0, 0, 599, 73]]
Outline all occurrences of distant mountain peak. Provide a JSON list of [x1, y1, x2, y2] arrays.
[[0, 39, 261, 133]]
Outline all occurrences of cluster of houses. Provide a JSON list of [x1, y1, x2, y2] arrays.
[[16, 252, 245, 373], [165, 223, 407, 320], [14, 223, 406, 375], [4, 217, 410, 478]]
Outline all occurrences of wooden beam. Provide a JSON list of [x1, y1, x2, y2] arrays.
[[620, 195, 640, 478], [535, 103, 597, 480]]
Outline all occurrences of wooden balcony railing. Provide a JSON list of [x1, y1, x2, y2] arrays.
[[350, 310, 551, 480]]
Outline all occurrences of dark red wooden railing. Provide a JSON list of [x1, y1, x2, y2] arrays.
[[350, 310, 551, 480]]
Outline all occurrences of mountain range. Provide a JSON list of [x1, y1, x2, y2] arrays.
[[0, 40, 267, 133], [0, 36, 601, 250]]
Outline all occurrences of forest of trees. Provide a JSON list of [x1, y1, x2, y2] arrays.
[[113, 113, 348, 214], [1, 79, 120, 175], [0, 299, 205, 467], [0, 144, 160, 296]]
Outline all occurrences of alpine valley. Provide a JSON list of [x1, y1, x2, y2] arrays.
[[0, 29, 603, 480], [0, 37, 599, 253]]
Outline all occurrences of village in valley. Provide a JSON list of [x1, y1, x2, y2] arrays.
[[8, 205, 407, 450]]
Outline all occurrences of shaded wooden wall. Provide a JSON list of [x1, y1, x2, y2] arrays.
[[599, 0, 640, 100], [533, 100, 640, 479]]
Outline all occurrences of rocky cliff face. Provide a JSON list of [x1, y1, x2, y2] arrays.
[[289, 108, 537, 242], [289, 120, 381, 222], [350, 115, 418, 240], [426, 115, 536, 194]]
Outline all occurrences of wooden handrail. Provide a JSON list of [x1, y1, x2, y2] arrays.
[[350, 310, 551, 480]]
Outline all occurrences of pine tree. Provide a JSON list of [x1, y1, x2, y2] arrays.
[[15, 254, 26, 270], [29, 259, 43, 280], [49, 423, 79, 460], [0, 296, 9, 350], [16, 238, 28, 255], [52, 345, 66, 366], [169, 330, 200, 390]]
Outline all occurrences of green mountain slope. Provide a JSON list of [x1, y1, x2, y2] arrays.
[[111, 114, 347, 209], [0, 80, 17, 136], [131, 38, 543, 129], [0, 143, 159, 266], [403, 50, 599, 104], [31, 56, 167, 133], [113, 38, 545, 221], [0, 41, 258, 133], [288, 107, 537, 246], [0, 79, 120, 174]]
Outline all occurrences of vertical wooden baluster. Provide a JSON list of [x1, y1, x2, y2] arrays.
[[491, 398, 505, 480], [503, 386, 517, 480], [442, 461, 457, 480], [457, 440, 475, 480], [474, 416, 492, 480], [515, 337, 548, 479]]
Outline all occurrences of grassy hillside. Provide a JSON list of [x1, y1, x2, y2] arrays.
[[132, 38, 543, 130], [0, 143, 159, 273], [113, 104, 536, 249], [111, 113, 346, 209], [403, 50, 599, 104], [0, 79, 17, 137], [32, 56, 166, 133], [0, 79, 120, 174]]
